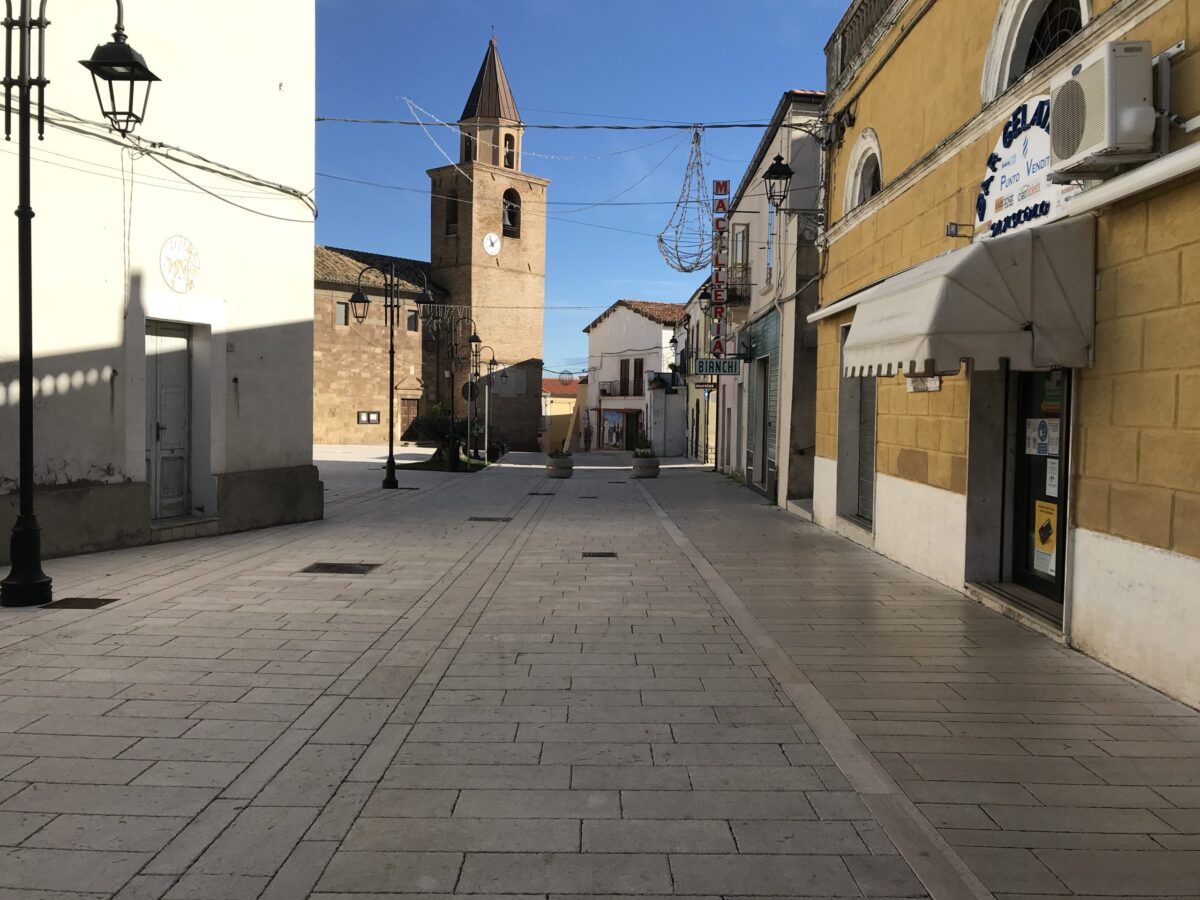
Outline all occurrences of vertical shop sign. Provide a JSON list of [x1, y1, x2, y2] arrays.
[[710, 179, 728, 357]]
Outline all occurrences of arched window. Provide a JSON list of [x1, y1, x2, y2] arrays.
[[503, 134, 516, 169], [445, 190, 458, 235], [981, 0, 1089, 102], [842, 128, 884, 215], [1020, 0, 1084, 75], [858, 154, 882, 206], [502, 189, 521, 238]]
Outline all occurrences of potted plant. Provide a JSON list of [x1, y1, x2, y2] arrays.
[[546, 448, 574, 479], [631, 430, 659, 479]]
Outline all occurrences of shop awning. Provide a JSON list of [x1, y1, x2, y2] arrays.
[[809, 216, 1095, 377]]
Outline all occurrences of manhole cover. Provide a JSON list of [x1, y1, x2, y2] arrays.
[[582, 551, 618, 558], [468, 516, 512, 522], [42, 598, 120, 610], [301, 563, 381, 575]]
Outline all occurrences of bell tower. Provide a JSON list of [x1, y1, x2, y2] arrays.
[[428, 37, 548, 450]]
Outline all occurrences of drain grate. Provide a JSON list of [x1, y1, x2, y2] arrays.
[[582, 551, 618, 558], [468, 516, 512, 522], [301, 563, 381, 575], [42, 598, 120, 610], [579, 496, 598, 499], [607, 481, 627, 484], [395, 486, 420, 491], [528, 492, 554, 496]]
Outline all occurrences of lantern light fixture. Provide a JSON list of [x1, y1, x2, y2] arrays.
[[79, 3, 160, 137], [348, 290, 370, 324], [762, 153, 794, 211]]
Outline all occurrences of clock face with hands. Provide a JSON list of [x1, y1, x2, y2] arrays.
[[483, 232, 502, 257]]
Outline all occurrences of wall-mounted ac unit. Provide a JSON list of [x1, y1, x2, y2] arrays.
[[1049, 40, 1157, 179]]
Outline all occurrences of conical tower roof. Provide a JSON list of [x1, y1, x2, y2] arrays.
[[460, 36, 521, 122]]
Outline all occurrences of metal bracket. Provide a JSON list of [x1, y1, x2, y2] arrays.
[[1154, 40, 1186, 154]]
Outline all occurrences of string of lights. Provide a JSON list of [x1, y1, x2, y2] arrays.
[[400, 97, 685, 161], [657, 128, 713, 273]]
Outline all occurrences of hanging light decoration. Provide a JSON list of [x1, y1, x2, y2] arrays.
[[657, 127, 712, 273]]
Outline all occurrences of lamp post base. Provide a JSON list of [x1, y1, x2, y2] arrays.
[[1, 514, 52, 607], [382, 456, 399, 490]]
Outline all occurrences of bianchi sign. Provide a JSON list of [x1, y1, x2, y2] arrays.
[[975, 96, 1080, 240]]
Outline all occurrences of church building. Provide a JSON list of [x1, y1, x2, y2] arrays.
[[313, 38, 547, 451]]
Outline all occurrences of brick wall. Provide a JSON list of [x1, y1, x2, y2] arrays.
[[1073, 177, 1200, 560]]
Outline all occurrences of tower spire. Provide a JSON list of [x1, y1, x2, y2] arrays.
[[460, 36, 520, 123]]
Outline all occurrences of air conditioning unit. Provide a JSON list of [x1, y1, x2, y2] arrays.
[[1049, 40, 1157, 179]]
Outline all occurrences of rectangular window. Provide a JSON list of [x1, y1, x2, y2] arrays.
[[633, 358, 645, 396], [406, 310, 418, 332], [731, 223, 749, 266], [619, 358, 630, 396], [335, 301, 349, 326], [357, 411, 381, 425]]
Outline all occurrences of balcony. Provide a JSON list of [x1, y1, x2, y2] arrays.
[[826, 0, 898, 89], [598, 380, 643, 398], [726, 264, 752, 306]]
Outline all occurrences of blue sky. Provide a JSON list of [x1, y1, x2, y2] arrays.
[[316, 0, 843, 372]]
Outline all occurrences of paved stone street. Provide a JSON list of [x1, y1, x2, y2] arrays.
[[0, 448, 1198, 899]]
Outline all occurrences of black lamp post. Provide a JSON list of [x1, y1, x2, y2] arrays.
[[477, 346, 496, 460], [2, 0, 158, 608], [348, 263, 430, 490], [417, 301, 478, 472]]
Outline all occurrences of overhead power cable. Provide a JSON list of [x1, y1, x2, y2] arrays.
[[318, 116, 826, 135]]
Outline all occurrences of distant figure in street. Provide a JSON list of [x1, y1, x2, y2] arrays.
[[583, 421, 593, 453]]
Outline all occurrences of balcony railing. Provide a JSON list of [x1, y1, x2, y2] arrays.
[[826, 0, 896, 89], [598, 380, 643, 398], [726, 264, 752, 306]]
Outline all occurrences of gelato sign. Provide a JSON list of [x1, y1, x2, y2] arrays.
[[975, 97, 1080, 240]]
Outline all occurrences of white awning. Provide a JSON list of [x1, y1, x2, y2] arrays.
[[810, 216, 1096, 377]]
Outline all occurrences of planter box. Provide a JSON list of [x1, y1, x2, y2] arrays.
[[631, 456, 660, 479], [546, 457, 574, 479]]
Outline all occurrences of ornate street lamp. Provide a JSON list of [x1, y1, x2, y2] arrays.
[[762, 153, 794, 210], [348, 263, 431, 490], [348, 290, 371, 325], [2, 0, 158, 608], [79, 2, 160, 137]]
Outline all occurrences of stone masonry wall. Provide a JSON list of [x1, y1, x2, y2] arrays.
[[313, 287, 425, 444]]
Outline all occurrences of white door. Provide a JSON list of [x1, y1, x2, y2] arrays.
[[145, 321, 191, 519]]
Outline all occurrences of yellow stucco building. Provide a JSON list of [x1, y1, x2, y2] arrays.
[[813, 0, 1199, 705]]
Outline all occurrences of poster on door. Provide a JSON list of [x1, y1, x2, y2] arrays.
[[602, 411, 625, 450], [1025, 418, 1060, 456], [1033, 499, 1057, 576]]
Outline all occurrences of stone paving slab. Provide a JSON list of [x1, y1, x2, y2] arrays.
[[0, 449, 1195, 897]]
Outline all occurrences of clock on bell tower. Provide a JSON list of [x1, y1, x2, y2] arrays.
[[427, 36, 549, 450]]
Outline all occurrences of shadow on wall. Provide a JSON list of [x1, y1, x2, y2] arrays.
[[420, 353, 544, 452], [0, 293, 322, 563]]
